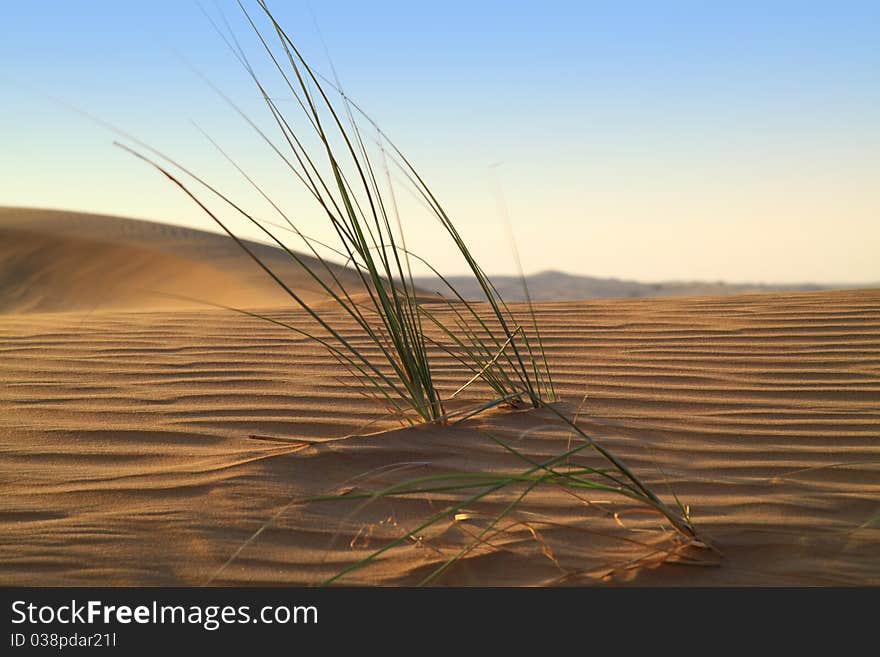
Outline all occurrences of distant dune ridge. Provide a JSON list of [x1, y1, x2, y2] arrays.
[[1, 207, 879, 585], [415, 271, 856, 302]]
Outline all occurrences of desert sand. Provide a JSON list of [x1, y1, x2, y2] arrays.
[[1, 209, 878, 585]]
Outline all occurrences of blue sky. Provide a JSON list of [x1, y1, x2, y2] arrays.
[[1, 1, 878, 282]]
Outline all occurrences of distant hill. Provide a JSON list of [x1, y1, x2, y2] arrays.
[[413, 270, 868, 301]]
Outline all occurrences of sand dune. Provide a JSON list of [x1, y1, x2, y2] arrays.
[[0, 207, 365, 313], [0, 211, 878, 585]]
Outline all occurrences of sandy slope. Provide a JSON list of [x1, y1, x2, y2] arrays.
[[1, 213, 878, 585], [0, 208, 365, 313]]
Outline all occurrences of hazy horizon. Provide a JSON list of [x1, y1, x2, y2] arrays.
[[2, 1, 878, 284]]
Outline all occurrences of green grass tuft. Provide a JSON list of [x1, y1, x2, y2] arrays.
[[120, 0, 706, 585]]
